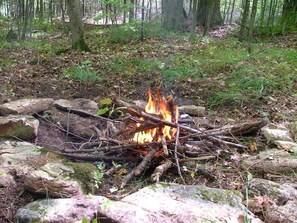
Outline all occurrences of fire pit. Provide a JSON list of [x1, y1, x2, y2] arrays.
[[43, 88, 266, 188]]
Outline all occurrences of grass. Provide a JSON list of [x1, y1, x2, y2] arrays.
[[62, 60, 104, 86], [0, 58, 15, 68]]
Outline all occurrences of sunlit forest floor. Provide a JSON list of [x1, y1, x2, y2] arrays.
[[1, 25, 296, 122]]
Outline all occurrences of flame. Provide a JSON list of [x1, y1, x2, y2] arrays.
[[133, 88, 179, 144]]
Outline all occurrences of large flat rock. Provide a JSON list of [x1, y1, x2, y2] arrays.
[[0, 98, 54, 116], [15, 183, 263, 223]]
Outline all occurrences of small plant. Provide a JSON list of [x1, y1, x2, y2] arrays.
[[92, 162, 106, 188], [63, 60, 102, 86]]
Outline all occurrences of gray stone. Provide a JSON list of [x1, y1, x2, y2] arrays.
[[15, 183, 263, 223], [242, 149, 297, 175], [99, 183, 263, 223], [248, 178, 297, 223], [274, 140, 297, 153], [179, 105, 206, 117], [262, 125, 293, 143], [0, 98, 54, 116], [0, 141, 96, 197], [14, 195, 106, 223], [0, 115, 39, 140], [53, 98, 98, 114], [24, 163, 84, 198]]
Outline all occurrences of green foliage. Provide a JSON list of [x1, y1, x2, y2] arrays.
[[208, 46, 297, 107], [62, 60, 103, 86], [101, 21, 169, 44], [91, 162, 106, 188], [0, 58, 15, 68], [0, 40, 10, 50], [81, 216, 98, 223], [32, 19, 58, 33], [94, 0, 133, 23]]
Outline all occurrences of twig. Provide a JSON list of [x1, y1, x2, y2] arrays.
[[174, 125, 185, 184], [178, 155, 216, 163], [60, 152, 138, 161], [141, 111, 248, 150], [121, 147, 158, 188], [54, 103, 121, 123], [151, 159, 173, 182]]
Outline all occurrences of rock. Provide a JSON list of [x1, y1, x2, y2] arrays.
[[179, 105, 206, 117], [0, 116, 39, 140], [0, 98, 54, 116], [53, 98, 98, 114], [248, 178, 297, 223], [242, 149, 297, 175], [15, 183, 263, 223], [98, 183, 262, 223], [14, 195, 107, 223], [274, 140, 297, 153], [262, 124, 293, 143], [0, 141, 42, 187], [0, 141, 97, 197], [24, 163, 84, 198]]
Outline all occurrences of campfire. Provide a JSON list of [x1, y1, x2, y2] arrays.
[[132, 88, 179, 144], [48, 87, 267, 188]]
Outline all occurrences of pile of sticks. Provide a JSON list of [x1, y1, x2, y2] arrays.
[[57, 102, 266, 188]]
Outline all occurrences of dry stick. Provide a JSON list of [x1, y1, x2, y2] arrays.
[[63, 143, 141, 153], [174, 126, 185, 184], [53, 103, 122, 123], [178, 155, 216, 163], [60, 152, 138, 161], [141, 111, 248, 150], [151, 159, 173, 182], [121, 148, 158, 188]]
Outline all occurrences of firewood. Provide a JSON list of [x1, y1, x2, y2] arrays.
[[121, 148, 158, 188], [151, 160, 173, 182]]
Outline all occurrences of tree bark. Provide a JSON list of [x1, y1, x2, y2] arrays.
[[162, 0, 185, 30], [196, 0, 223, 28], [129, 0, 134, 22], [239, 0, 250, 41], [66, 0, 90, 52], [190, 0, 198, 39]]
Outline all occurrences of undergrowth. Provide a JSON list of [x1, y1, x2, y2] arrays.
[[62, 60, 104, 86]]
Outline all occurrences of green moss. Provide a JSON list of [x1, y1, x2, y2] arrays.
[[196, 187, 242, 207], [0, 121, 36, 140], [64, 161, 98, 193]]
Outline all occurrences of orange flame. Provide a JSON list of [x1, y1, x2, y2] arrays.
[[133, 88, 179, 144]]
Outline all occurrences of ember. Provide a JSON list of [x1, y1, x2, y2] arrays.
[[133, 88, 179, 144]]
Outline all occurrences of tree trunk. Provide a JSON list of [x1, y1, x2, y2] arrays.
[[162, 0, 185, 30], [39, 0, 43, 20], [59, 0, 67, 33], [239, 0, 250, 41], [190, 0, 198, 39], [140, 0, 145, 41], [248, 0, 258, 53], [196, 0, 223, 28], [129, 0, 134, 22], [21, 0, 30, 40], [229, 0, 236, 24], [203, 0, 215, 35], [66, 0, 90, 52]]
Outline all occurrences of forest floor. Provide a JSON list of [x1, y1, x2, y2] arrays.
[[0, 24, 297, 222]]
